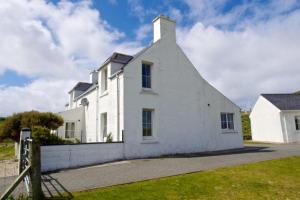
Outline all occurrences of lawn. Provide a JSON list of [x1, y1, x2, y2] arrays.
[[0, 140, 15, 161], [51, 156, 300, 200]]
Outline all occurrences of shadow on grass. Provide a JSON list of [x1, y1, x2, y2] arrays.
[[42, 174, 73, 200]]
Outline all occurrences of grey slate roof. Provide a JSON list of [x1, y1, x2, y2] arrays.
[[262, 94, 300, 110], [99, 52, 133, 70], [69, 82, 93, 93]]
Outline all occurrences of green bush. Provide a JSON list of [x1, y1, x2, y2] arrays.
[[241, 112, 252, 140], [31, 126, 73, 145], [106, 133, 113, 142], [0, 111, 63, 142]]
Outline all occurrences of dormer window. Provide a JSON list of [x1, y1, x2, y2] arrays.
[[142, 63, 151, 88]]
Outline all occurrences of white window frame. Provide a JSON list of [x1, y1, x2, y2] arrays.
[[295, 116, 300, 131], [221, 113, 235, 131], [65, 122, 75, 138], [142, 62, 152, 89], [101, 113, 108, 139], [101, 67, 108, 93], [142, 109, 153, 138]]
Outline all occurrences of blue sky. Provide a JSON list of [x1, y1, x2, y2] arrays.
[[0, 0, 280, 87], [0, 0, 300, 116]]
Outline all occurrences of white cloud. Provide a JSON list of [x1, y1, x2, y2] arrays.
[[135, 24, 152, 41], [184, 0, 300, 29], [168, 7, 183, 23], [178, 9, 300, 109], [0, 0, 141, 116], [0, 79, 75, 116]]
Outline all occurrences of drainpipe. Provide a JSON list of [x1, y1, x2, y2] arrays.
[[117, 73, 120, 141], [96, 84, 99, 142]]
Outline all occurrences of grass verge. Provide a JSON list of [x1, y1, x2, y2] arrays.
[[48, 156, 300, 200], [0, 139, 15, 161]]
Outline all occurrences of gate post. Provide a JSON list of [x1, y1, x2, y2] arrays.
[[29, 140, 42, 199], [18, 128, 31, 174]]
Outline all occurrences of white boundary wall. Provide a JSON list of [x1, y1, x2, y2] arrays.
[[41, 143, 124, 172]]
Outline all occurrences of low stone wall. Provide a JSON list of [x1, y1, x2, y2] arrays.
[[41, 142, 124, 172]]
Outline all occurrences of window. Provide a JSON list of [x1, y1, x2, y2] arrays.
[[295, 116, 300, 131], [101, 113, 107, 138], [142, 63, 151, 88], [220, 113, 234, 130], [101, 68, 108, 93], [143, 109, 152, 137], [65, 122, 75, 138]]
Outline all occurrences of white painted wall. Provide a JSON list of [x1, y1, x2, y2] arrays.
[[57, 107, 85, 141], [98, 63, 124, 142], [250, 96, 284, 143], [123, 24, 243, 159], [55, 15, 243, 167], [281, 111, 300, 143], [75, 89, 98, 142], [41, 143, 124, 172]]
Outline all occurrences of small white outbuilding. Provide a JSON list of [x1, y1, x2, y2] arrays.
[[250, 94, 300, 143]]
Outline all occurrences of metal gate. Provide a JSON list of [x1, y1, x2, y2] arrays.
[[0, 128, 42, 200]]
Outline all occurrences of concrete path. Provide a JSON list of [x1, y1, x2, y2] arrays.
[[1, 143, 299, 197], [41, 143, 300, 197]]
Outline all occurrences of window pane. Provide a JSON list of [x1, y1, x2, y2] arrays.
[[228, 121, 234, 130], [220, 113, 234, 130], [295, 117, 300, 130], [142, 64, 151, 88], [221, 114, 227, 129], [227, 114, 234, 130], [70, 122, 75, 138], [102, 113, 107, 137], [143, 110, 152, 136], [65, 123, 69, 138], [221, 122, 227, 129]]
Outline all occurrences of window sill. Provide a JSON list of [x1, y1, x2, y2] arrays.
[[141, 140, 159, 144], [100, 91, 108, 98], [221, 130, 238, 134], [140, 88, 158, 95], [141, 136, 158, 144]]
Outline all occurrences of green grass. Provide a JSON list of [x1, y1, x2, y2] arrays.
[[49, 156, 300, 200], [0, 139, 15, 161]]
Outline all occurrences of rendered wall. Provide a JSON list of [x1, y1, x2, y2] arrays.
[[41, 143, 124, 172], [75, 90, 98, 142], [281, 111, 300, 143], [57, 107, 85, 141], [123, 34, 243, 159], [250, 96, 284, 143]]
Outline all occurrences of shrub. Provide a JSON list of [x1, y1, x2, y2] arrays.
[[106, 133, 113, 142], [241, 112, 252, 140], [0, 111, 63, 142], [31, 126, 73, 145]]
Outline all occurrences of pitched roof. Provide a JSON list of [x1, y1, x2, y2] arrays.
[[69, 82, 93, 93], [98, 52, 133, 70], [261, 94, 300, 110]]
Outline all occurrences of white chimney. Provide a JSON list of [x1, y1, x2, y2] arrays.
[[90, 70, 98, 84], [153, 15, 176, 43]]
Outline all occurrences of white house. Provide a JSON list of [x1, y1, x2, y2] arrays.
[[250, 94, 300, 143], [57, 15, 243, 158]]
